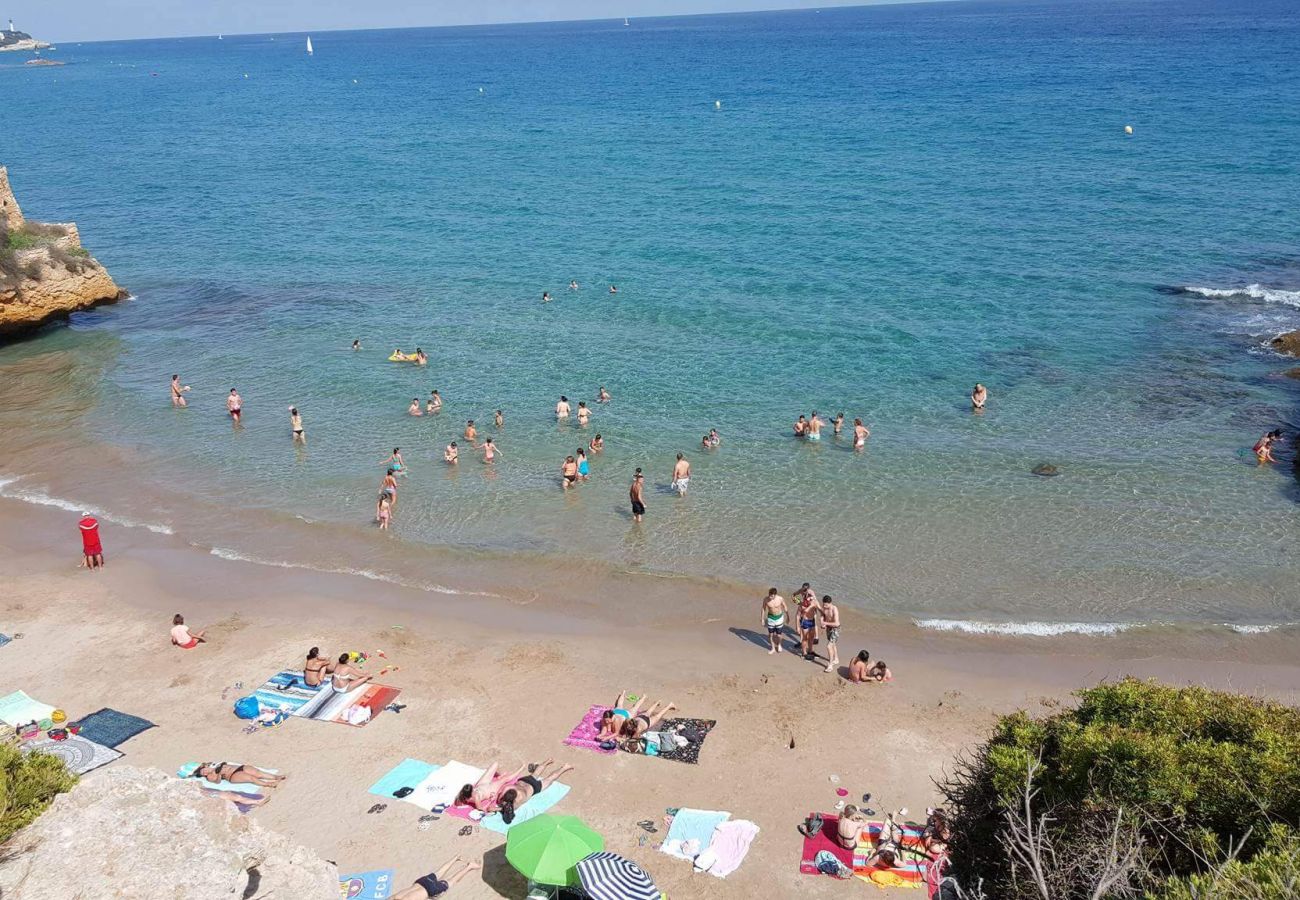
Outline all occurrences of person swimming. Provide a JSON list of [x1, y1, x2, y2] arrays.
[[793, 415, 807, 437], [597, 386, 611, 403], [569, 280, 579, 291], [408, 398, 423, 416], [429, 390, 443, 412], [415, 348, 428, 366], [542, 292, 552, 303], [589, 433, 604, 452], [464, 420, 477, 442], [494, 409, 504, 428], [577, 448, 590, 481], [972, 383, 988, 410], [444, 441, 459, 464], [352, 340, 361, 351], [853, 418, 870, 450]]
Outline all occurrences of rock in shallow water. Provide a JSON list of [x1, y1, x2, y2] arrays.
[[0, 766, 338, 899], [1032, 463, 1060, 477], [1270, 330, 1300, 358]]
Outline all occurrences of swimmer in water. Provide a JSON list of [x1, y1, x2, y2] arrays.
[[576, 448, 590, 481], [807, 412, 824, 441], [171, 375, 191, 407], [577, 401, 591, 426], [409, 398, 423, 417], [971, 383, 988, 410], [556, 396, 571, 419], [1254, 431, 1278, 464], [415, 348, 428, 366], [629, 468, 646, 521], [494, 409, 504, 428], [381, 469, 399, 511], [707, 428, 721, 448], [597, 386, 611, 403], [542, 292, 552, 303], [475, 437, 502, 464], [671, 453, 691, 497], [289, 406, 305, 444], [426, 396, 438, 414], [429, 390, 443, 412], [853, 418, 870, 451], [352, 340, 361, 351], [589, 433, 604, 453], [381, 448, 406, 476], [561, 455, 578, 489], [569, 280, 579, 291], [609, 285, 618, 295], [227, 389, 242, 424], [464, 420, 477, 442], [793, 415, 807, 437], [444, 442, 459, 464], [832, 413, 844, 436], [376, 493, 392, 529]]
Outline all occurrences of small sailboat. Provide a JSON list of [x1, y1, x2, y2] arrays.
[[624, 17, 630, 26], [306, 36, 313, 55], [218, 34, 223, 40]]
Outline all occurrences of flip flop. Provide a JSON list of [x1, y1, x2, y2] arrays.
[[637, 820, 658, 833], [458, 826, 473, 836], [367, 803, 387, 814]]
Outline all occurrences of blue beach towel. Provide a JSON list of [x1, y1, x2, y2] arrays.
[[660, 808, 731, 861], [480, 783, 571, 833], [0, 634, 11, 648], [72, 708, 156, 749], [340, 869, 395, 899], [177, 762, 278, 795], [253, 669, 325, 715], [369, 758, 439, 799]]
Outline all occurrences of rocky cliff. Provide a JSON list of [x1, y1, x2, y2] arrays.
[[0, 766, 339, 899], [0, 165, 126, 336]]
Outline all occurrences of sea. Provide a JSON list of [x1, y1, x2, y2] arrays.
[[2, 0, 1299, 636]]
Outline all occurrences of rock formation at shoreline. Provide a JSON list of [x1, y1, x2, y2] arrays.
[[0, 27, 50, 52], [1270, 329, 1300, 358], [0, 766, 339, 899], [0, 165, 125, 336]]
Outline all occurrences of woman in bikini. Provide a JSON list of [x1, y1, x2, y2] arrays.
[[381, 469, 399, 510], [853, 418, 870, 451], [598, 690, 642, 739], [561, 455, 578, 489], [191, 762, 286, 788], [455, 759, 574, 817], [494, 760, 575, 824], [302, 647, 335, 687], [619, 699, 677, 741], [381, 448, 406, 476]]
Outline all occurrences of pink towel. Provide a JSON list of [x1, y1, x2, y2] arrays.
[[700, 818, 760, 878], [563, 705, 617, 754]]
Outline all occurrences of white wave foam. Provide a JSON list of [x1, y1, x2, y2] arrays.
[[1183, 284, 1300, 307], [915, 618, 1133, 636], [0, 477, 173, 534], [1224, 623, 1286, 634], [207, 546, 500, 598]]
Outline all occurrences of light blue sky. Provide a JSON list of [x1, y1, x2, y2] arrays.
[[5, 1, 901, 43]]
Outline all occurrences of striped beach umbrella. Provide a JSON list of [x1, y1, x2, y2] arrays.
[[576, 852, 661, 900]]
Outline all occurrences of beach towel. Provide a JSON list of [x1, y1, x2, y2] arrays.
[[253, 669, 326, 716], [563, 705, 618, 755], [660, 808, 731, 861], [294, 680, 401, 727], [201, 788, 265, 815], [695, 818, 759, 878], [651, 717, 716, 765], [0, 634, 11, 648], [799, 813, 856, 875], [853, 823, 929, 887], [339, 869, 394, 899], [0, 690, 56, 728], [369, 758, 439, 799], [176, 762, 278, 796], [447, 782, 571, 833], [404, 760, 484, 809], [23, 735, 121, 775], [73, 708, 156, 749]]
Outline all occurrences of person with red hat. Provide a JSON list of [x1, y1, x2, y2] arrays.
[[78, 512, 104, 570]]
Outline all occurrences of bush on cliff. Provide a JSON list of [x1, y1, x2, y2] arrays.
[[939, 677, 1300, 899], [0, 741, 78, 843]]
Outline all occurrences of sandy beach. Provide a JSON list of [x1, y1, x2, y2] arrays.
[[4, 497, 1298, 899]]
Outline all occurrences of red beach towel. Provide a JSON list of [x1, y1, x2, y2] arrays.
[[799, 813, 855, 875]]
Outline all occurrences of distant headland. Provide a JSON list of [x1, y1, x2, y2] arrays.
[[0, 18, 50, 52]]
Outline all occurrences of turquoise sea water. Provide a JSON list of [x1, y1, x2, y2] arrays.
[[3, 0, 1300, 633]]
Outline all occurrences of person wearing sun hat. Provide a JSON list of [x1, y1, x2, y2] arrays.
[[78, 511, 103, 570]]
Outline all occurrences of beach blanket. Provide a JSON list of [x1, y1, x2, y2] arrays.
[[0, 690, 56, 728], [799, 813, 856, 875], [660, 808, 731, 861], [294, 680, 401, 727], [23, 735, 121, 775], [564, 705, 618, 755], [854, 822, 929, 887], [73, 708, 156, 749], [369, 758, 439, 799], [0, 634, 11, 649], [339, 869, 394, 899], [176, 762, 278, 796], [695, 818, 759, 878], [447, 782, 571, 833], [651, 717, 716, 765], [253, 669, 327, 716]]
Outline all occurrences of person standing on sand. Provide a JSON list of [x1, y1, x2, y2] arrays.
[[170, 613, 206, 649], [672, 453, 691, 496], [971, 383, 988, 411], [227, 389, 242, 424], [556, 396, 571, 419], [289, 406, 305, 444], [796, 590, 823, 660], [853, 418, 870, 451], [762, 588, 788, 654], [821, 595, 841, 673], [78, 512, 103, 570], [170, 375, 190, 407], [391, 857, 482, 900], [630, 469, 646, 521]]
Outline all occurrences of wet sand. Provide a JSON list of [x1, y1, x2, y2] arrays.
[[3, 497, 1298, 899]]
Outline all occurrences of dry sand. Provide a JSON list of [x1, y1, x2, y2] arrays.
[[2, 498, 1298, 899]]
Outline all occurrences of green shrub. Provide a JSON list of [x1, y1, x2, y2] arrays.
[[0, 741, 78, 843], [940, 678, 1300, 899], [4, 230, 39, 251], [1150, 825, 1300, 899]]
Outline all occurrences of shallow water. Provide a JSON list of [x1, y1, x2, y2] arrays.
[[3, 0, 1300, 632]]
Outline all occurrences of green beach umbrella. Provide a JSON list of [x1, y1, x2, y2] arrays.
[[506, 814, 605, 886]]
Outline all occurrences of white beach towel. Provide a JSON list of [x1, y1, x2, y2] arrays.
[[406, 760, 484, 809]]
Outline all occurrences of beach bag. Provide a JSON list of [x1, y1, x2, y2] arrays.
[[233, 696, 260, 720], [346, 705, 372, 726], [814, 850, 853, 879]]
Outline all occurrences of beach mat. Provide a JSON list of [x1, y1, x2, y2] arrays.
[[23, 735, 121, 775], [660, 808, 731, 861], [253, 669, 326, 716], [447, 782, 571, 833], [0, 690, 56, 728], [799, 813, 855, 875], [854, 821, 929, 887], [403, 760, 483, 809], [652, 717, 716, 764], [177, 762, 278, 796], [563, 705, 617, 755], [340, 869, 395, 899], [294, 681, 401, 727], [0, 634, 11, 649], [369, 758, 439, 799], [73, 708, 155, 749]]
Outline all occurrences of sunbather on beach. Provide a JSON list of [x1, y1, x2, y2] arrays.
[[455, 758, 572, 815], [190, 762, 285, 788], [835, 805, 868, 850], [330, 654, 374, 693], [302, 646, 335, 687], [620, 700, 677, 740], [598, 690, 642, 738], [392, 857, 481, 899], [495, 759, 575, 823]]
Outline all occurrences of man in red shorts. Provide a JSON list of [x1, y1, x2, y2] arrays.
[[79, 512, 104, 570]]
